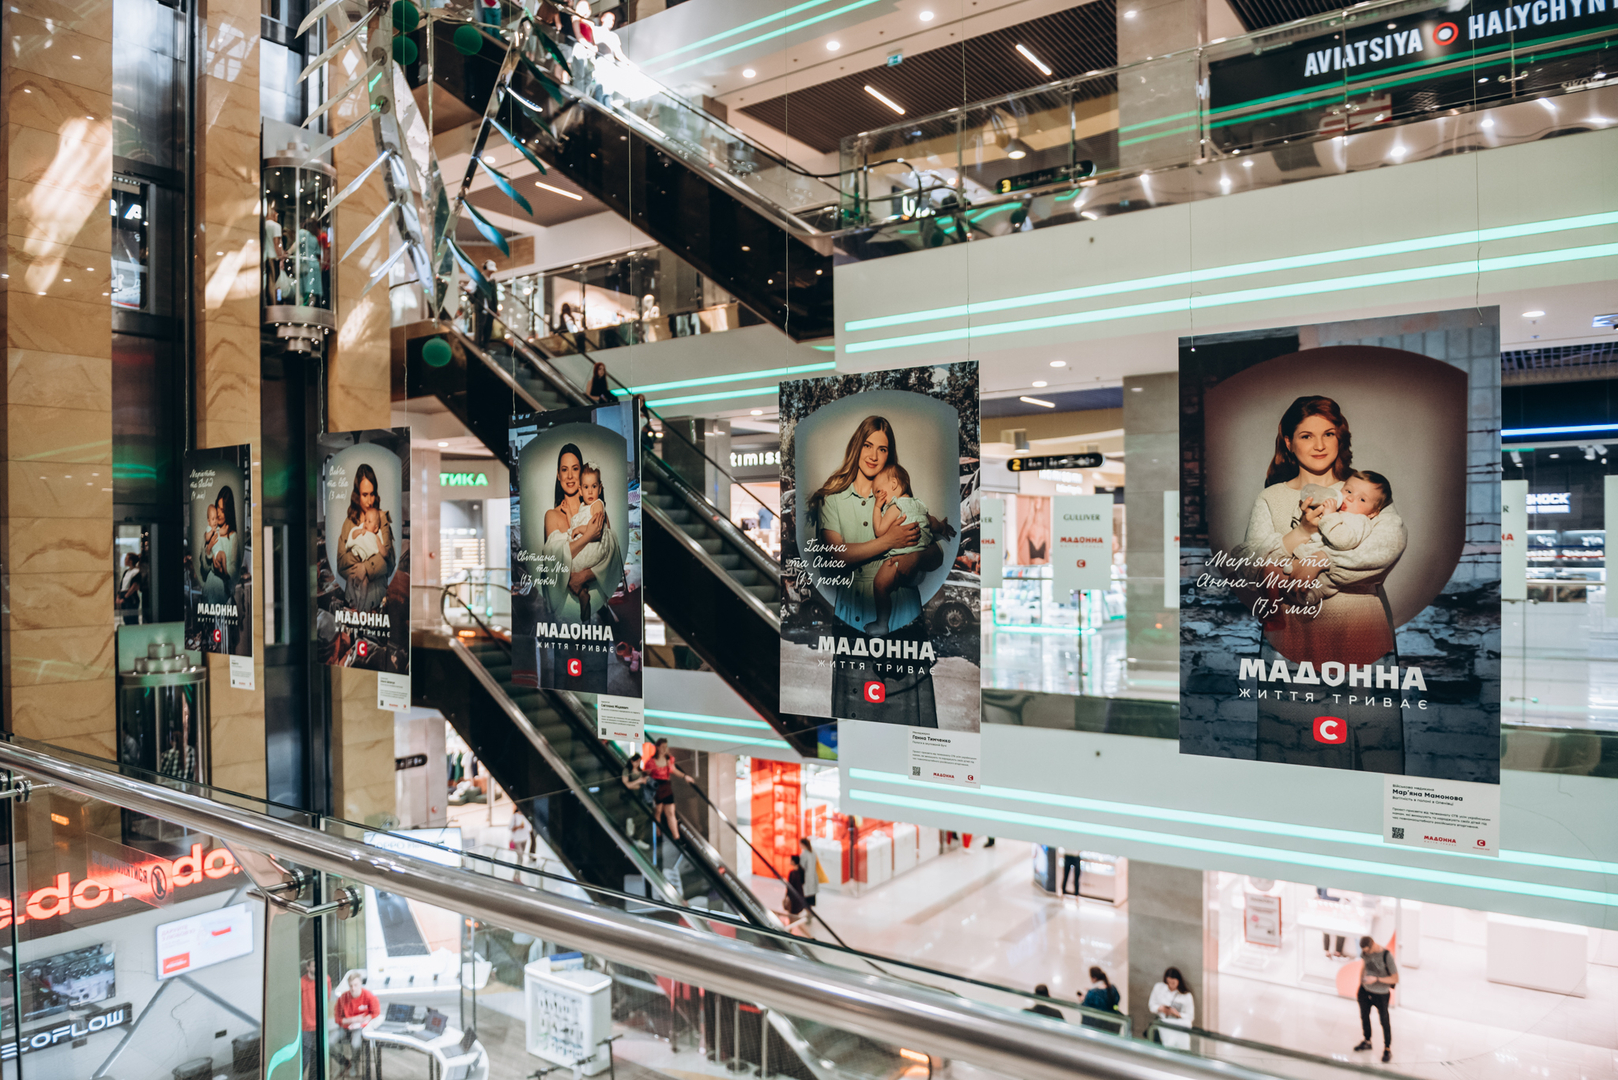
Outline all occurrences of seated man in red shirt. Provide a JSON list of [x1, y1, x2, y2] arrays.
[[332, 970, 382, 1072]]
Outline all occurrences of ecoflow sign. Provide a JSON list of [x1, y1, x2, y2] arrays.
[[2, 1004, 133, 1060], [1052, 495, 1113, 594]]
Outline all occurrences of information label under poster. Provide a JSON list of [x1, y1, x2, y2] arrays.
[[1179, 308, 1501, 784], [377, 672, 411, 712], [906, 728, 981, 788], [597, 694, 645, 741], [779, 363, 981, 754], [1383, 774, 1500, 856], [184, 446, 252, 660], [981, 496, 1004, 586], [1051, 494, 1113, 595], [510, 400, 643, 702], [315, 428, 411, 673]]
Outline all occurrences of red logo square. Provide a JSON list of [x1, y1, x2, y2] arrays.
[[567, 658, 583, 677], [864, 681, 886, 704], [1313, 717, 1347, 744]]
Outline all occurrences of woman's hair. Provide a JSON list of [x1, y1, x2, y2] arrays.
[[1162, 967, 1190, 996], [553, 443, 584, 505], [347, 462, 380, 527], [809, 415, 897, 512], [1265, 395, 1352, 486], [1089, 966, 1110, 986], [216, 486, 237, 533], [653, 737, 669, 754]]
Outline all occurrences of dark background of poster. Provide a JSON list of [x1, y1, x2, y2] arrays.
[[314, 428, 411, 672], [182, 446, 251, 656], [1179, 310, 1502, 783]]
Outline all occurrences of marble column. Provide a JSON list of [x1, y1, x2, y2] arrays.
[[1, 0, 117, 754], [1116, 0, 1206, 173], [199, 0, 269, 796], [1124, 373, 1179, 683], [1126, 860, 1218, 1035], [325, 12, 400, 825]]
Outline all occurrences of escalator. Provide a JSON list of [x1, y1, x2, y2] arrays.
[[415, 13, 838, 340], [412, 620, 910, 1080], [407, 320, 821, 757]]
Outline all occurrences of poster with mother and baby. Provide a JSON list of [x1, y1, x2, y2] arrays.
[[315, 428, 411, 675], [184, 446, 252, 676], [510, 400, 644, 738], [1179, 309, 1501, 845]]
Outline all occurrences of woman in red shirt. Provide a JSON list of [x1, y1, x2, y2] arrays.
[[644, 738, 694, 841], [333, 970, 382, 1065]]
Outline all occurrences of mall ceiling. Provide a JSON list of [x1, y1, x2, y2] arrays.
[[1503, 343, 1618, 385], [1224, 0, 1358, 31], [739, 0, 1118, 154]]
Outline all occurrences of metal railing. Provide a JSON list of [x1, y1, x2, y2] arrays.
[[0, 737, 1282, 1080]]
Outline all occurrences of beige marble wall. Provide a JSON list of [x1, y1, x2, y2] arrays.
[[2, 0, 117, 754], [326, 14, 401, 826], [198, 0, 269, 797]]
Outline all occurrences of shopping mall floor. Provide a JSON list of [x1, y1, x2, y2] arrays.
[[734, 840, 1618, 1080]]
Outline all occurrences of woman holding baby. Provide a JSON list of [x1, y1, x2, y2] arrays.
[[1233, 395, 1408, 772], [336, 463, 395, 611], [199, 485, 242, 648], [811, 415, 955, 726], [539, 442, 622, 688]]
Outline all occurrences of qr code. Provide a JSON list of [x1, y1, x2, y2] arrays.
[[911, 766, 921, 777], [1391, 827, 1405, 839]]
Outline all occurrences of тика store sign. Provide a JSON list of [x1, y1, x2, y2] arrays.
[[1, 845, 241, 930]]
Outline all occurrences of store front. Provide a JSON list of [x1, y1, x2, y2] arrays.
[[436, 459, 512, 630]]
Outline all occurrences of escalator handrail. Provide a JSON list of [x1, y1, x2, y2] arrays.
[[643, 451, 782, 591], [0, 737, 1286, 1080]]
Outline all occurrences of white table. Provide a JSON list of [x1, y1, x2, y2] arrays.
[[362, 1020, 489, 1080]]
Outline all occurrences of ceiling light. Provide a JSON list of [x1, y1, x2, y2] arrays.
[[71, 54, 80, 59], [1049, 360, 1067, 368], [1523, 310, 1546, 317], [1242, 159, 1254, 167], [826, 40, 840, 51], [750, 409, 763, 415], [1015, 43, 1052, 77], [1130, 385, 1144, 392], [1389, 144, 1407, 159], [1080, 210, 1098, 221], [438, 441, 449, 447], [1480, 116, 1495, 128], [1004, 137, 1032, 160], [742, 68, 756, 78], [1123, 8, 1136, 16], [919, 9, 934, 19], [1019, 396, 1056, 408], [533, 180, 583, 200], [864, 85, 905, 114], [1031, 380, 1048, 387]]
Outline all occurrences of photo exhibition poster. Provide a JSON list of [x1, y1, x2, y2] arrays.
[[509, 400, 644, 729], [315, 428, 411, 672], [779, 363, 981, 780], [184, 445, 251, 657], [1178, 308, 1501, 784]]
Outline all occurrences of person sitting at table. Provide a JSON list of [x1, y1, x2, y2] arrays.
[[333, 970, 382, 1074]]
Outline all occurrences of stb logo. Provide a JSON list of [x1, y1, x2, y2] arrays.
[[212, 629, 222, 644], [864, 681, 886, 704], [567, 658, 583, 678], [1313, 716, 1347, 744], [357, 641, 369, 659]]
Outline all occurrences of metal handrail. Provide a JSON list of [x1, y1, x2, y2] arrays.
[[0, 737, 1282, 1080]]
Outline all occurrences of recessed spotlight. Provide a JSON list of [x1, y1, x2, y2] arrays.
[[741, 245, 751, 251], [1050, 360, 1067, 368], [1480, 116, 1495, 127], [1031, 380, 1048, 387], [864, 85, 905, 114], [1123, 8, 1136, 16], [750, 409, 763, 416], [1015, 44, 1052, 77], [742, 68, 756, 78], [71, 54, 80, 59], [438, 441, 449, 447], [919, 9, 934, 19], [1019, 396, 1056, 408], [1523, 310, 1546, 318], [1242, 159, 1254, 167], [533, 180, 583, 200], [826, 40, 840, 51], [1130, 386, 1144, 392]]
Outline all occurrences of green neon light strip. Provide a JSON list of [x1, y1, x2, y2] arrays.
[[645, 709, 774, 731], [1118, 122, 1200, 147], [265, 1036, 303, 1080], [645, 723, 789, 748], [850, 789, 1618, 907], [843, 210, 1618, 333], [848, 242, 1618, 351], [626, 361, 835, 395], [659, 0, 885, 74], [646, 385, 783, 407], [1117, 108, 1202, 134], [646, 0, 844, 66], [845, 768, 1618, 876]]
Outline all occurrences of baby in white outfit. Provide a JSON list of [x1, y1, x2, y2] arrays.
[[569, 465, 614, 573], [1293, 471, 1391, 576], [344, 506, 386, 607]]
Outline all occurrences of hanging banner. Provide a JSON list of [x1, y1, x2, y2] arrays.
[[981, 497, 1004, 587], [1178, 308, 1501, 785], [510, 399, 643, 724], [315, 428, 411, 672], [183, 446, 252, 662], [1051, 495, 1113, 595], [779, 363, 981, 783]]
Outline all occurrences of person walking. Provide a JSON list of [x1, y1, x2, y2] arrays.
[[797, 837, 819, 916], [588, 361, 615, 404], [1148, 967, 1194, 1048], [1354, 935, 1398, 1062], [1025, 984, 1064, 1020], [783, 854, 810, 933], [1080, 966, 1121, 1028], [645, 737, 694, 842]]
